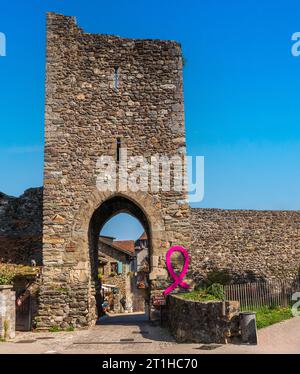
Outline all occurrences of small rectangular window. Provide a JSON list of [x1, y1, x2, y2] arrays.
[[117, 261, 123, 274], [110, 262, 118, 274], [116, 137, 121, 162], [114, 66, 119, 90]]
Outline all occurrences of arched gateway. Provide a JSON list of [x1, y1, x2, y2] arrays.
[[38, 13, 190, 329]]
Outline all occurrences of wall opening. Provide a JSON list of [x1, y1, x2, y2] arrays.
[[116, 137, 121, 162], [88, 196, 151, 321], [114, 66, 119, 91]]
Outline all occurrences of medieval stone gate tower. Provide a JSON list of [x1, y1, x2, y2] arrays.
[[38, 12, 190, 329]]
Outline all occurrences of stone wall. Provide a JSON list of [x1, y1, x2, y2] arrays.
[[1, 12, 299, 330], [167, 294, 240, 344], [0, 286, 15, 340], [190, 208, 300, 284], [1, 186, 300, 329], [40, 12, 190, 328], [0, 188, 43, 265]]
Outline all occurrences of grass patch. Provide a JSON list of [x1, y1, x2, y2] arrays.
[[179, 283, 224, 302], [48, 325, 62, 333], [252, 306, 293, 329], [178, 290, 221, 302], [48, 325, 75, 332]]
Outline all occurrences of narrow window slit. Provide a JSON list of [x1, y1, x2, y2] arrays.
[[116, 137, 121, 162], [114, 66, 119, 91]]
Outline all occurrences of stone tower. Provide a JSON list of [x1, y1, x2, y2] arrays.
[[38, 12, 190, 329]]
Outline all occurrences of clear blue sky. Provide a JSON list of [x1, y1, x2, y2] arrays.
[[1, 0, 300, 235], [100, 213, 144, 241]]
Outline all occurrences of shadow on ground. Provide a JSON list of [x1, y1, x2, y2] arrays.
[[95, 312, 175, 343]]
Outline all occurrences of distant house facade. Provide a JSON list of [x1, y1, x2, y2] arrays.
[[98, 232, 150, 314]]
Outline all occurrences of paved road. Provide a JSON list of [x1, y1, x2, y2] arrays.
[[0, 313, 299, 354]]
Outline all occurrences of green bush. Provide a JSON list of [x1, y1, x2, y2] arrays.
[[0, 264, 39, 285], [179, 283, 225, 302], [205, 269, 231, 286], [0, 265, 17, 285], [206, 283, 225, 300], [179, 290, 218, 302]]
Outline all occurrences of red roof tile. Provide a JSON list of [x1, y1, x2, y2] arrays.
[[138, 231, 148, 240], [113, 240, 135, 254]]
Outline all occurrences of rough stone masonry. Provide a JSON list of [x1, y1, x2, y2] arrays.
[[0, 12, 299, 330], [38, 12, 190, 329], [0, 188, 42, 265], [190, 209, 300, 284]]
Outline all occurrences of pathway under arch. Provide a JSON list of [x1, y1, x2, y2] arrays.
[[89, 195, 152, 318]]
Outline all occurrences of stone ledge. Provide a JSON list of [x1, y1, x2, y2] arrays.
[[0, 285, 13, 290]]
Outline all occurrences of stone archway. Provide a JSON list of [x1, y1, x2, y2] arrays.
[[88, 195, 153, 318], [38, 190, 167, 329], [69, 190, 166, 325]]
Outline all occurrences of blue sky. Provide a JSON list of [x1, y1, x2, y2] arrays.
[[100, 213, 144, 240], [1, 1, 300, 238]]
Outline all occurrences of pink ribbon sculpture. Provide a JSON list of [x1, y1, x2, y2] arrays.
[[163, 245, 190, 296]]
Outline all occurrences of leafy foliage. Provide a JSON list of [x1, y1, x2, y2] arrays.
[[0, 265, 17, 285], [254, 306, 293, 329], [179, 290, 218, 302], [49, 325, 62, 333], [206, 283, 225, 300], [205, 269, 231, 286], [0, 264, 39, 285], [179, 283, 225, 302]]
